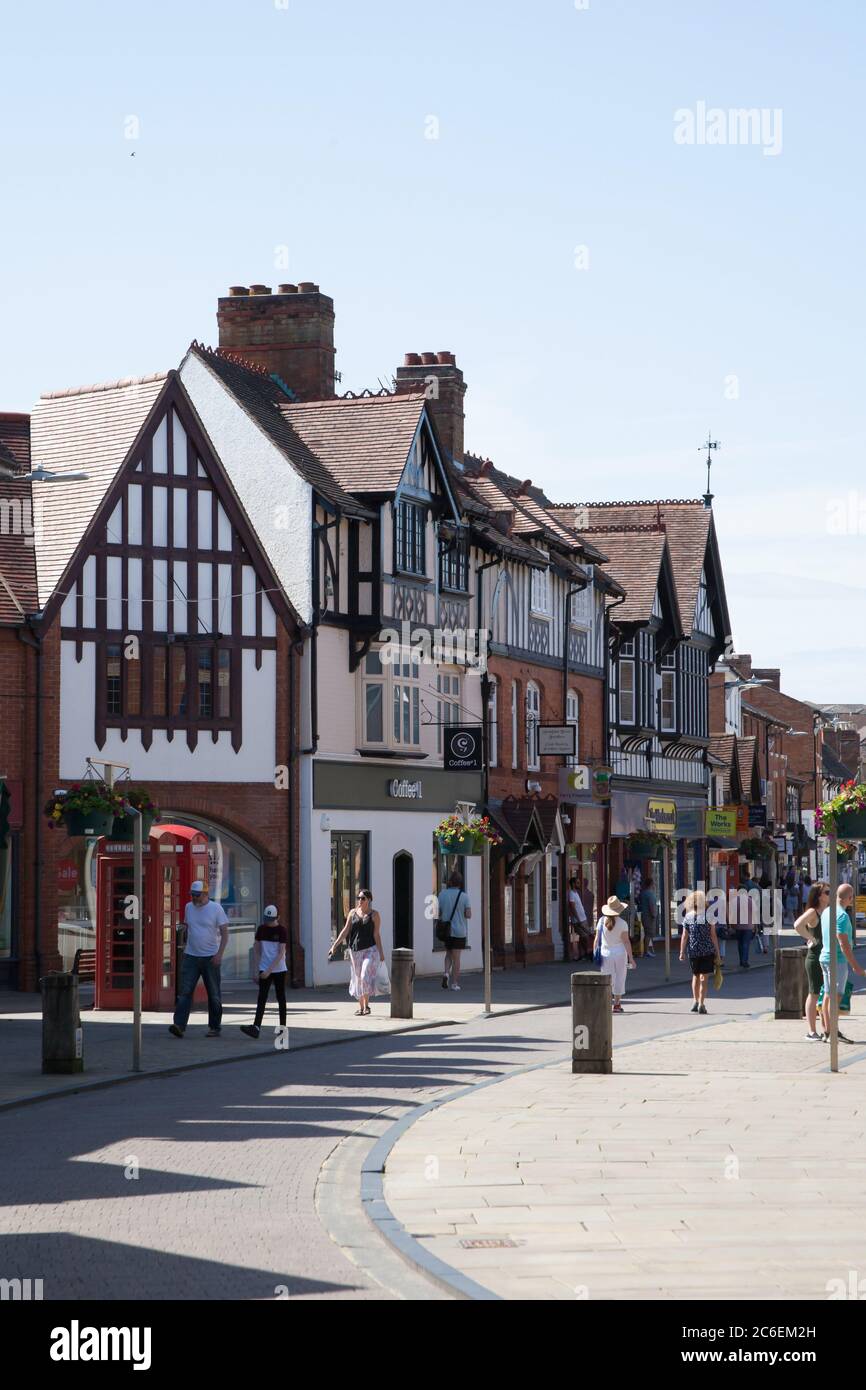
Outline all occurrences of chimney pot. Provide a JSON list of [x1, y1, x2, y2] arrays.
[[277, 283, 298, 294], [248, 284, 272, 296], [421, 351, 438, 365], [521, 479, 532, 492], [217, 280, 336, 399], [297, 281, 318, 293], [437, 351, 455, 365], [404, 352, 422, 367], [228, 286, 249, 296]]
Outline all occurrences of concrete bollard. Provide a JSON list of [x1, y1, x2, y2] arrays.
[[571, 972, 612, 1074], [40, 972, 84, 1074], [774, 945, 809, 1020], [390, 948, 415, 1019]]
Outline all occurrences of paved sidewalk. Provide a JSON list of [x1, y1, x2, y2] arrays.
[[0, 936, 781, 1108], [383, 1008, 866, 1301]]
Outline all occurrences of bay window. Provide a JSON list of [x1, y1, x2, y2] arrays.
[[360, 647, 422, 751]]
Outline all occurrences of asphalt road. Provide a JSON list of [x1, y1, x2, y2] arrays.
[[0, 970, 781, 1301]]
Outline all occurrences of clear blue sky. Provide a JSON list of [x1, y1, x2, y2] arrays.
[[2, 0, 863, 702]]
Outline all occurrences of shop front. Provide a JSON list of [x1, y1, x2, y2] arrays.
[[311, 759, 484, 986], [486, 794, 567, 968], [563, 800, 607, 959], [610, 789, 709, 941], [0, 779, 23, 988]]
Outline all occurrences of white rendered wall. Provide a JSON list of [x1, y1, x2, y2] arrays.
[[179, 351, 313, 624]]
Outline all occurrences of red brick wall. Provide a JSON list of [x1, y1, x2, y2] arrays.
[[13, 619, 304, 992], [709, 671, 726, 733]]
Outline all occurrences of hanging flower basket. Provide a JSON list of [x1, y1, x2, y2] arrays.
[[110, 787, 161, 841], [836, 841, 857, 862], [45, 782, 124, 839], [739, 836, 776, 861], [624, 831, 672, 859], [435, 813, 502, 857], [817, 782, 866, 838]]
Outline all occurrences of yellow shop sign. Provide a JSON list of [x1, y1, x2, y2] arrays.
[[645, 799, 677, 835], [706, 808, 738, 838]]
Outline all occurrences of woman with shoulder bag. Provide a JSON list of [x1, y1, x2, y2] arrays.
[[328, 889, 384, 1016], [436, 871, 471, 991]]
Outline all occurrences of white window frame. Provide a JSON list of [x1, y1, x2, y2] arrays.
[[488, 679, 498, 768], [511, 681, 519, 769], [525, 862, 542, 935], [526, 682, 540, 770], [530, 564, 551, 617], [359, 647, 422, 751], [566, 689, 579, 768], [436, 670, 461, 755]]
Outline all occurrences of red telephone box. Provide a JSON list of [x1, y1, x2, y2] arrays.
[[95, 824, 210, 1011]]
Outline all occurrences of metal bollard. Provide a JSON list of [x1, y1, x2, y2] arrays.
[[774, 945, 809, 1020], [571, 972, 612, 1074], [40, 972, 84, 1074], [390, 948, 415, 1019]]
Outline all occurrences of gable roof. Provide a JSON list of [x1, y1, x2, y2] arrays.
[[708, 734, 742, 802], [279, 392, 428, 496], [0, 413, 37, 622], [184, 345, 374, 519], [584, 528, 680, 627], [553, 499, 724, 639], [736, 735, 761, 802], [30, 373, 167, 608]]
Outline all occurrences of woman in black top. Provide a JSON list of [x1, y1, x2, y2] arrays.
[[328, 889, 385, 1016]]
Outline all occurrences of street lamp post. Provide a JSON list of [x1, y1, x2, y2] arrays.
[[86, 758, 142, 1072], [828, 832, 838, 1075]]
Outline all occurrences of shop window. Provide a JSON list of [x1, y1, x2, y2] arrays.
[[330, 831, 369, 957], [504, 880, 514, 945], [165, 813, 262, 982], [526, 683, 540, 770], [524, 862, 542, 934]]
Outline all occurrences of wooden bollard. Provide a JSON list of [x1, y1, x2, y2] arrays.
[[775, 945, 808, 1020], [571, 972, 612, 1074]]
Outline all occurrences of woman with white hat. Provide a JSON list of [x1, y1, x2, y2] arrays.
[[595, 895, 635, 1013]]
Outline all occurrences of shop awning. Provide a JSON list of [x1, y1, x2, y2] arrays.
[[487, 794, 562, 873]]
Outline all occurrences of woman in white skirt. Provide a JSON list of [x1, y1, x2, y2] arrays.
[[595, 895, 635, 1013], [328, 889, 385, 1016]]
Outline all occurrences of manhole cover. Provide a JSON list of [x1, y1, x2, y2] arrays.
[[459, 1238, 523, 1249]]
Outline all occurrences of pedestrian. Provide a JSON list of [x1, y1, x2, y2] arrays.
[[594, 895, 635, 1013], [240, 905, 287, 1039], [638, 876, 658, 958], [679, 889, 719, 1014], [794, 882, 829, 1040], [328, 889, 385, 1015], [435, 871, 471, 990], [736, 872, 759, 969], [754, 871, 771, 954], [568, 875, 593, 960], [169, 880, 228, 1038], [783, 868, 799, 927], [819, 884, 865, 1045]]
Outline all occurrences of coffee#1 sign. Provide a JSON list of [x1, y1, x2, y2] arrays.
[[444, 727, 483, 772]]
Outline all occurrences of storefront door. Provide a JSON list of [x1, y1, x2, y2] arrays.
[[330, 832, 369, 959]]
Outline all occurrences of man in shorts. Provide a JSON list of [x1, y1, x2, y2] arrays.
[[820, 884, 865, 1044]]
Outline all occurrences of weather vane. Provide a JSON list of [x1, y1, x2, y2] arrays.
[[699, 433, 721, 507]]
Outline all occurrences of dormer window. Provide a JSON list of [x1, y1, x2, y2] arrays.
[[439, 533, 468, 592], [530, 566, 550, 616], [395, 500, 425, 576]]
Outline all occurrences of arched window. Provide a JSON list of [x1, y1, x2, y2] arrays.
[[526, 683, 540, 770]]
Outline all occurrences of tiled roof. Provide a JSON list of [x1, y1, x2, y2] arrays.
[[736, 736, 759, 800], [822, 744, 851, 784], [708, 734, 739, 801], [278, 391, 427, 495], [555, 500, 712, 637], [0, 422, 38, 621], [186, 345, 374, 518], [584, 529, 674, 624], [30, 373, 167, 608]]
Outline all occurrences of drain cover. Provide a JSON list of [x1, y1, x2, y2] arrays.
[[459, 1238, 523, 1249]]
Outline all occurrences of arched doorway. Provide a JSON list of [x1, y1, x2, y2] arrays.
[[162, 811, 264, 983], [393, 852, 414, 950]]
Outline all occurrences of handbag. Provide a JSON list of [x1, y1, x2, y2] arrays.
[[713, 957, 724, 991], [435, 890, 463, 943]]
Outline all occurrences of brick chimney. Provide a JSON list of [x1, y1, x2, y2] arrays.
[[753, 668, 781, 692], [395, 351, 466, 467], [216, 283, 336, 400]]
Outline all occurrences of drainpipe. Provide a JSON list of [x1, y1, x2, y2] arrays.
[[603, 592, 627, 895], [17, 616, 44, 984], [475, 553, 500, 812]]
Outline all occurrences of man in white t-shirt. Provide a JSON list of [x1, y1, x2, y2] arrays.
[[169, 880, 229, 1038]]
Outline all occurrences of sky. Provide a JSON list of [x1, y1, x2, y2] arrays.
[[1, 0, 864, 702]]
